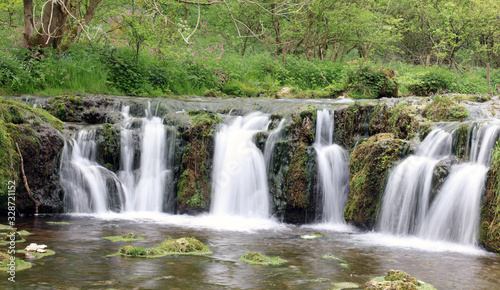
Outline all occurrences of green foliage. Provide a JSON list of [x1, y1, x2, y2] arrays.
[[407, 70, 453, 96], [343, 63, 398, 99], [422, 96, 468, 121], [480, 143, 500, 253], [239, 251, 288, 266]]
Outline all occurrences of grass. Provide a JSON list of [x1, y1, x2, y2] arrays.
[[239, 251, 288, 266]]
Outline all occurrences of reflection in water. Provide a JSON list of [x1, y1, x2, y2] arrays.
[[3, 215, 500, 289]]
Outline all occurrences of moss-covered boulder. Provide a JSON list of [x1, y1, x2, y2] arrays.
[[239, 251, 288, 266], [95, 123, 121, 172], [269, 105, 320, 223], [0, 99, 64, 214], [44, 95, 123, 124], [368, 103, 419, 140], [334, 103, 372, 149], [423, 96, 468, 122], [480, 144, 500, 252], [344, 133, 404, 228], [366, 269, 435, 290], [177, 111, 221, 214], [117, 237, 211, 258]]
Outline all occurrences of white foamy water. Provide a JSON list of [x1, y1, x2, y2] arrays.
[[211, 112, 271, 218]]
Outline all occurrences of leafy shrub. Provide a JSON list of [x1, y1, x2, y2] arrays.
[[407, 70, 452, 96], [343, 64, 398, 99]]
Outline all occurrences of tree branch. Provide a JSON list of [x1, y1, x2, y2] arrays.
[[15, 142, 38, 215]]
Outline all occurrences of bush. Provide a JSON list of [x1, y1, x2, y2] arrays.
[[407, 69, 453, 96], [343, 64, 398, 99]]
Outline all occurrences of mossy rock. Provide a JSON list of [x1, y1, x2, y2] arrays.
[[95, 123, 121, 172], [18, 249, 56, 259], [103, 233, 145, 242], [0, 99, 64, 214], [480, 144, 500, 252], [117, 237, 211, 258], [239, 251, 288, 266], [366, 269, 436, 290], [344, 133, 404, 228], [422, 96, 468, 122], [177, 111, 221, 214], [0, 253, 33, 272], [2, 231, 24, 242]]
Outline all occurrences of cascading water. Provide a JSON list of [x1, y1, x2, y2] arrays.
[[418, 122, 500, 244], [263, 119, 286, 168], [61, 104, 174, 213], [378, 129, 452, 235], [60, 129, 124, 213], [314, 109, 350, 223], [211, 112, 271, 218]]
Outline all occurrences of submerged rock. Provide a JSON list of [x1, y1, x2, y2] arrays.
[[239, 251, 288, 266]]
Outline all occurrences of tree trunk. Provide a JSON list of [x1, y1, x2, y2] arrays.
[[23, 0, 34, 45]]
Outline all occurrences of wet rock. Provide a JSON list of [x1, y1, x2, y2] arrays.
[[344, 133, 405, 229]]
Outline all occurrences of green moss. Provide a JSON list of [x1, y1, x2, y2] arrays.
[[285, 144, 309, 209], [46, 96, 85, 122], [344, 133, 404, 228], [0, 254, 32, 272], [177, 111, 221, 213], [46, 221, 73, 225], [17, 249, 56, 259], [480, 143, 500, 252], [422, 96, 468, 122], [117, 237, 211, 258], [103, 233, 145, 242], [369, 103, 419, 140], [239, 251, 288, 266], [96, 123, 121, 171], [367, 269, 436, 290]]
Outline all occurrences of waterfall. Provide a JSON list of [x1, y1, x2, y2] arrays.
[[314, 109, 350, 223], [378, 129, 452, 235], [263, 119, 286, 168], [61, 104, 174, 213], [211, 112, 271, 218], [60, 130, 124, 213], [418, 122, 500, 244]]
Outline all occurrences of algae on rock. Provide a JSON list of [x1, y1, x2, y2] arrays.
[[344, 133, 404, 228], [176, 111, 221, 214], [269, 105, 320, 223], [239, 251, 288, 266], [480, 143, 500, 252], [0, 99, 64, 214]]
